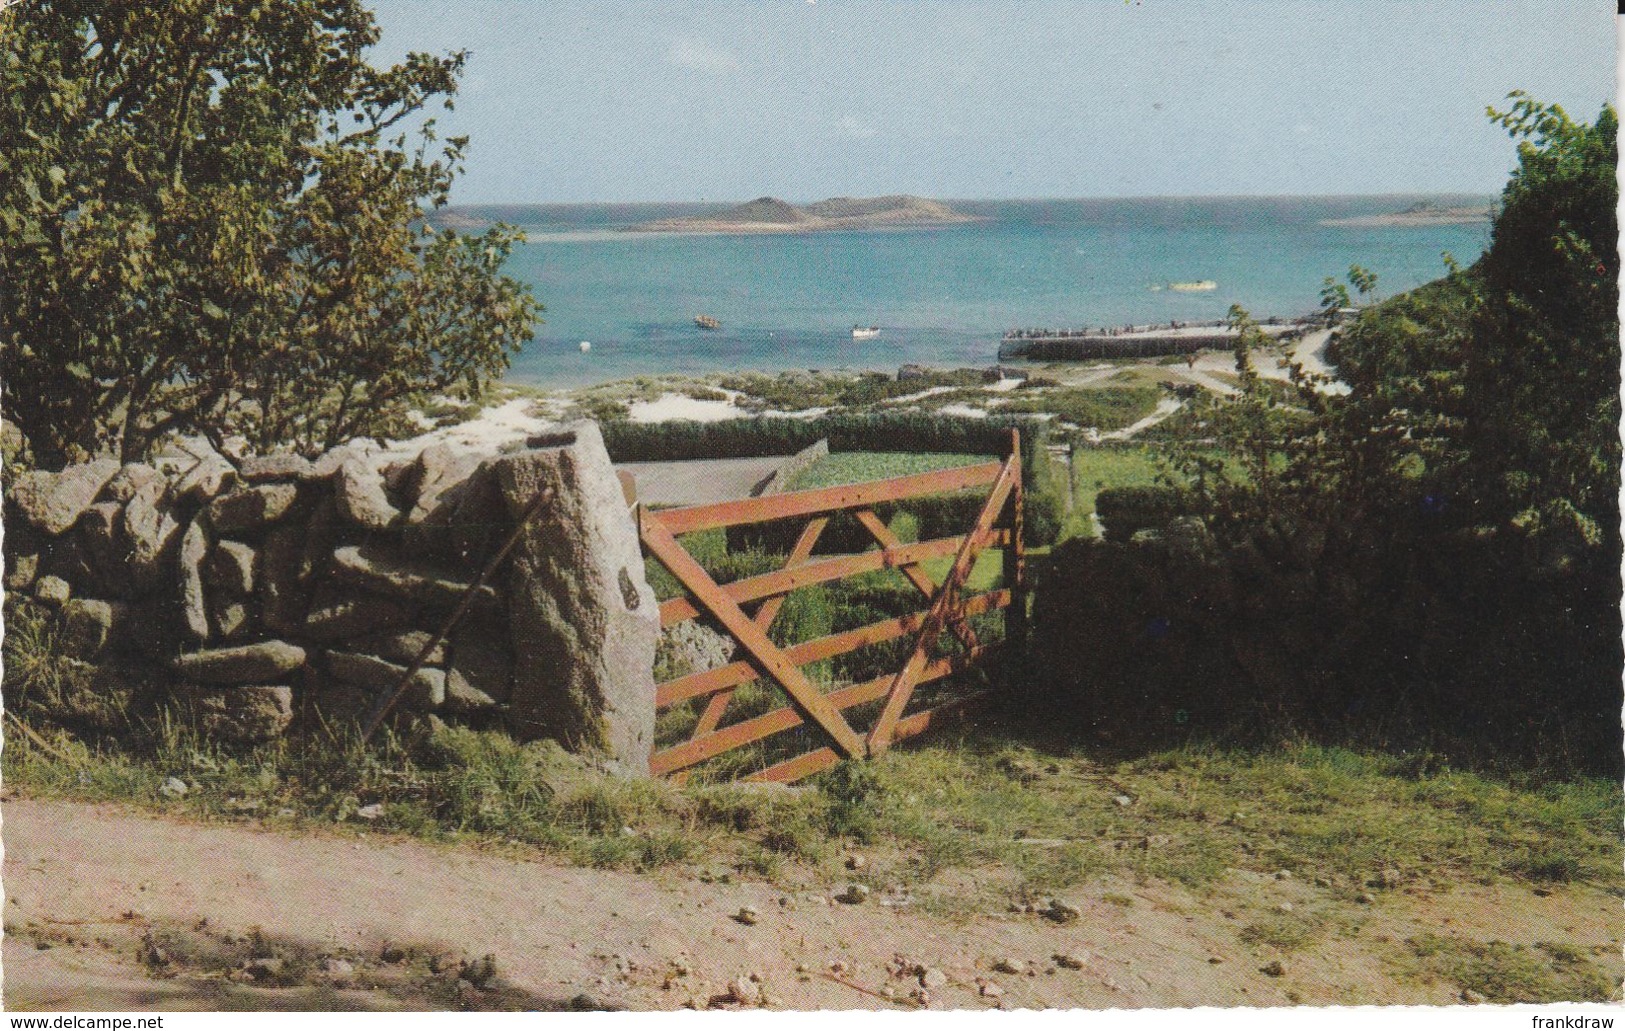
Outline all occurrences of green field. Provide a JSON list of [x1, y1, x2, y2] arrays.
[[785, 450, 990, 491], [1069, 447, 1167, 524]]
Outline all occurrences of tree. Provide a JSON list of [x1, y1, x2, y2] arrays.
[[0, 0, 539, 465], [1464, 93, 1619, 555]]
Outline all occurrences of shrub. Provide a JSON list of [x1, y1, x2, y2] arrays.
[[1093, 485, 1193, 542]]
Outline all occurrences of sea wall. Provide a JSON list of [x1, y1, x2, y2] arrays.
[[998, 334, 1232, 361], [2, 422, 658, 770]]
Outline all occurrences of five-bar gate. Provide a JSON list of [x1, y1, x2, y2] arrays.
[[639, 430, 1026, 783]]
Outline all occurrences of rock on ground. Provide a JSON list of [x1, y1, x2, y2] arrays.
[[189, 685, 295, 743]]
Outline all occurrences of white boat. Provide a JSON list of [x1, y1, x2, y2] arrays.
[[851, 325, 881, 340], [1168, 280, 1218, 292]]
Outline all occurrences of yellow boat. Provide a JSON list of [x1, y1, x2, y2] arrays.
[[694, 314, 721, 329]]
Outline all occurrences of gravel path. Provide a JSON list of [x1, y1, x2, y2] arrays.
[[5, 799, 1615, 1012]]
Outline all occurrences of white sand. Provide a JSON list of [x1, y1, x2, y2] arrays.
[[627, 393, 745, 424], [365, 397, 562, 463], [935, 403, 990, 419], [884, 385, 959, 405], [1100, 397, 1184, 441]]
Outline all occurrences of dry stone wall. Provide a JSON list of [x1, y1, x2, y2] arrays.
[[3, 421, 658, 771]]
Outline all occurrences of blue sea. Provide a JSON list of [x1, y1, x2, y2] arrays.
[[488, 196, 1495, 387]]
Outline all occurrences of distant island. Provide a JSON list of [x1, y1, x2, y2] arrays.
[[1321, 200, 1495, 228], [624, 195, 983, 235]]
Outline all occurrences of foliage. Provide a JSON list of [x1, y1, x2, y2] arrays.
[[0, 0, 539, 464], [1064, 96, 1622, 774], [1466, 93, 1620, 554], [719, 368, 987, 412], [603, 411, 1065, 545], [997, 385, 1161, 432], [1092, 484, 1192, 542], [784, 450, 988, 490]]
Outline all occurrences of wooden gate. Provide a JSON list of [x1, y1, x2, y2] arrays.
[[639, 430, 1026, 783]]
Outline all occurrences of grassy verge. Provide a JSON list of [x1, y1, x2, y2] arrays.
[[6, 706, 1618, 915]]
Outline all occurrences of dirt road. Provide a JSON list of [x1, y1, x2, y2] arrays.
[[4, 799, 1616, 1011]]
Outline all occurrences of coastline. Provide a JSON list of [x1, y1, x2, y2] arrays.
[[387, 320, 1338, 460]]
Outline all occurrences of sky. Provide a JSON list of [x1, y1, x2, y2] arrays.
[[366, 1, 1618, 204]]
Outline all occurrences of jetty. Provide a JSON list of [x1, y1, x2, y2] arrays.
[[998, 318, 1309, 361]]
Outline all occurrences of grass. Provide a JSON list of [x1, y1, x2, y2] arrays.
[[14, 668, 1620, 902], [998, 386, 1160, 432], [785, 451, 989, 491], [1401, 933, 1617, 1003], [719, 369, 988, 413], [1068, 446, 1168, 525]]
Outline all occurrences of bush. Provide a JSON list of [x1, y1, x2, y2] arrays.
[[1093, 485, 1193, 542]]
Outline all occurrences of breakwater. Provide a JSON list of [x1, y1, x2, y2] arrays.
[[998, 320, 1308, 361]]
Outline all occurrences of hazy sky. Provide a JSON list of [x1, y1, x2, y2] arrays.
[[367, 1, 1617, 203]]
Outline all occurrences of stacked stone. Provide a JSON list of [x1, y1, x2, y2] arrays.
[[4, 424, 659, 772], [3, 443, 519, 743]]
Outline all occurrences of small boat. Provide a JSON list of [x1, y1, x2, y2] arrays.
[[694, 314, 721, 329], [851, 325, 880, 340], [1168, 280, 1218, 292]]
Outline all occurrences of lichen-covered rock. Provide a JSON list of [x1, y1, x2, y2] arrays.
[[331, 544, 496, 609], [444, 670, 500, 712], [357, 629, 444, 666], [402, 446, 487, 554], [444, 464, 507, 566], [4, 551, 40, 592], [304, 445, 357, 482], [448, 625, 513, 704], [123, 481, 182, 595], [657, 621, 737, 681], [495, 422, 657, 772], [79, 502, 130, 593], [11, 458, 120, 535], [188, 685, 294, 743], [173, 454, 237, 505], [33, 574, 71, 607], [59, 598, 129, 659], [212, 598, 254, 641], [206, 540, 257, 597], [178, 517, 212, 643], [259, 523, 305, 634], [207, 484, 298, 535], [325, 651, 445, 710], [240, 453, 312, 482], [335, 459, 400, 532], [302, 588, 415, 643], [172, 640, 305, 685], [100, 463, 163, 504]]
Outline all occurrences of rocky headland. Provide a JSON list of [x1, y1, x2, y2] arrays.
[[625, 194, 983, 235]]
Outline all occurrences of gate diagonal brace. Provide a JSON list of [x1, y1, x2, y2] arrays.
[[867, 457, 1018, 755], [640, 511, 867, 761], [853, 508, 981, 652], [669, 516, 830, 785]]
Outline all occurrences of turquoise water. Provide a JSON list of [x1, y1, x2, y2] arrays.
[[493, 196, 1494, 387]]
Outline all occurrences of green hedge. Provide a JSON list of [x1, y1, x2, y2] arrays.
[[606, 412, 1064, 546], [1092, 485, 1192, 543]]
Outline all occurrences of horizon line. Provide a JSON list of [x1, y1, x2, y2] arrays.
[[442, 190, 1503, 209]]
